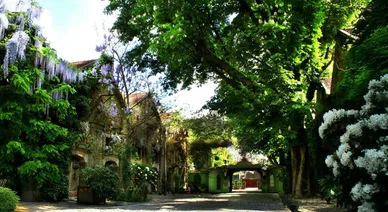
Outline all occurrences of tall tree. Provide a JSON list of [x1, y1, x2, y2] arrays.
[[106, 0, 367, 197]]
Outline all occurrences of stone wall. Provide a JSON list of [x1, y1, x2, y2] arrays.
[[70, 84, 127, 195]]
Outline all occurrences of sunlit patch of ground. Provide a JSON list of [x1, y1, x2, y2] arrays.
[[174, 198, 229, 202], [16, 203, 60, 211], [15, 206, 29, 211]]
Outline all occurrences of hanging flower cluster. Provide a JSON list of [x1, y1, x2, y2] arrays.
[[1, 0, 86, 101], [0, 0, 8, 40], [111, 102, 118, 117], [94, 31, 154, 114], [105, 132, 123, 153], [320, 74, 388, 211], [3, 31, 30, 78], [26, 4, 40, 28]]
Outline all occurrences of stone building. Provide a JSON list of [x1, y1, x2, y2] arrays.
[[162, 113, 189, 193], [69, 60, 166, 196], [126, 92, 167, 192]]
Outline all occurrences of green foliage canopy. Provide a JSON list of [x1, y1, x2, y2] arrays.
[[106, 0, 367, 155]]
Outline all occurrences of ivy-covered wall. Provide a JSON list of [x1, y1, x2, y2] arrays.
[[70, 79, 127, 194], [127, 93, 166, 193], [261, 166, 285, 193]]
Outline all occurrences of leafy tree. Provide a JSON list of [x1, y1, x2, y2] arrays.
[[106, 0, 368, 197]]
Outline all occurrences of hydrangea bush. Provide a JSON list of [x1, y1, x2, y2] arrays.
[[319, 74, 388, 211]]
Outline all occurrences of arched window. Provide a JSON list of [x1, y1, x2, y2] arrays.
[[105, 161, 118, 172]]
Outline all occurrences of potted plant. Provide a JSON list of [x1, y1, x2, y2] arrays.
[[78, 166, 118, 204]]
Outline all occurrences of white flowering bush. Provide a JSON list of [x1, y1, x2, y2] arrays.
[[129, 163, 158, 188], [320, 74, 388, 211], [118, 163, 158, 202]]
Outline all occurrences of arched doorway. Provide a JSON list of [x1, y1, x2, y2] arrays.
[[241, 170, 261, 189], [225, 162, 264, 192], [194, 173, 201, 186], [69, 155, 86, 197]]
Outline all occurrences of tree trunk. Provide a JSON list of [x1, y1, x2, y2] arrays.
[[291, 146, 298, 196], [286, 150, 293, 194], [305, 153, 312, 197], [294, 145, 306, 198]]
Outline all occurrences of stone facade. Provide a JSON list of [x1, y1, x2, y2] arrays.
[[70, 82, 127, 195], [69, 60, 166, 196], [127, 93, 167, 193], [162, 113, 189, 193]]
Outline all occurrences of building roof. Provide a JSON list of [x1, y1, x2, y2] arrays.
[[70, 59, 97, 69], [127, 92, 149, 107], [338, 29, 359, 40], [160, 113, 172, 122], [321, 78, 332, 94]]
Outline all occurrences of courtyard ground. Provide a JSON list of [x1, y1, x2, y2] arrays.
[[16, 192, 287, 212]]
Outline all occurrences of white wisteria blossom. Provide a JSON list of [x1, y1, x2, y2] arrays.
[[111, 133, 121, 144], [0, 10, 8, 40], [80, 122, 90, 134], [3, 31, 29, 77], [26, 4, 40, 28]]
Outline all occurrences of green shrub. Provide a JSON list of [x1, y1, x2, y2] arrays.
[[41, 173, 69, 202], [81, 166, 118, 200], [0, 186, 20, 212]]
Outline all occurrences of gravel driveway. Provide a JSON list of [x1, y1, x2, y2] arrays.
[[17, 192, 288, 212]]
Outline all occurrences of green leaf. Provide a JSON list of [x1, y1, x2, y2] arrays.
[[42, 144, 60, 157], [11, 73, 30, 94], [33, 89, 52, 104], [6, 141, 25, 155], [53, 83, 76, 94]]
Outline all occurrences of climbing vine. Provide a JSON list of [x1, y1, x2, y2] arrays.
[[0, 0, 87, 201]]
